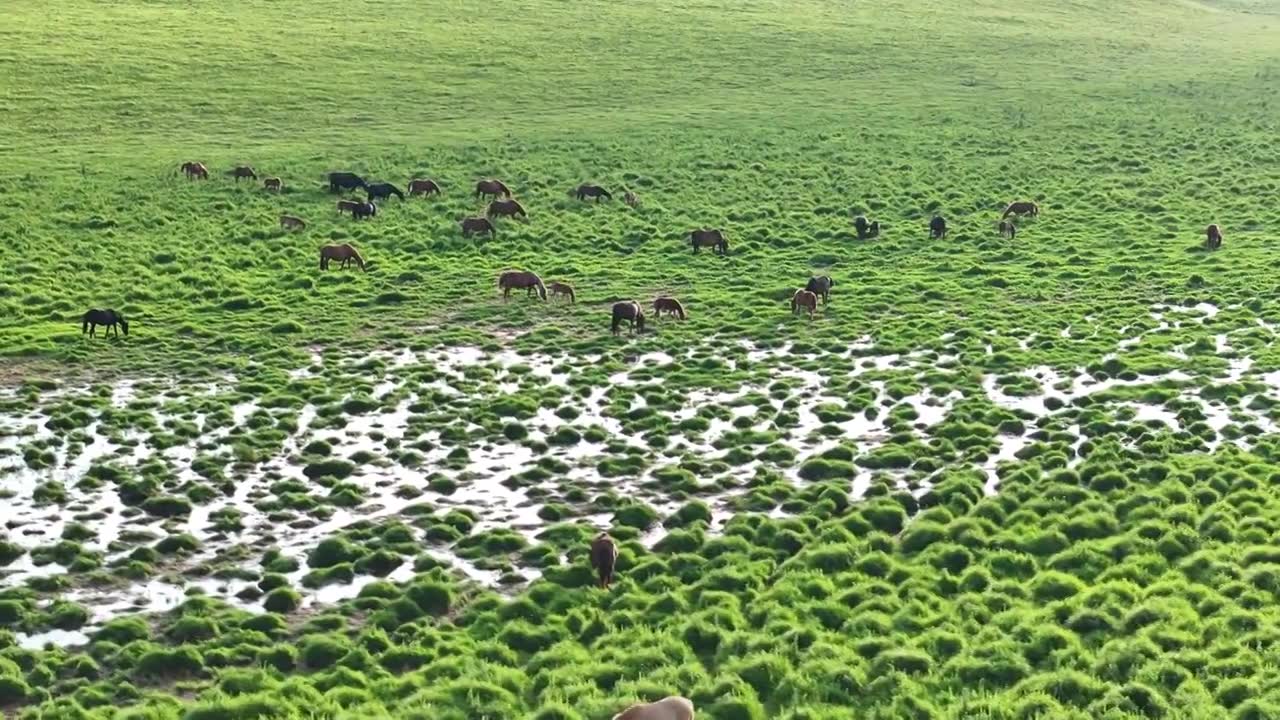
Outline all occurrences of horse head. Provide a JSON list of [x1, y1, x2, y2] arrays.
[[118, 316, 129, 336]]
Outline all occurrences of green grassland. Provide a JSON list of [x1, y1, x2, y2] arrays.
[[4, 0, 1280, 718]]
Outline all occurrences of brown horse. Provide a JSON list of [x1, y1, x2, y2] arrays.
[[1206, 224, 1223, 250], [319, 244, 365, 271], [548, 281, 576, 303], [487, 199, 527, 219], [408, 178, 441, 196], [280, 215, 306, 231], [791, 289, 818, 319], [805, 276, 834, 304], [1002, 201, 1039, 218], [227, 166, 257, 182], [263, 177, 282, 192], [498, 270, 546, 301], [612, 697, 695, 720], [653, 297, 686, 320], [624, 191, 640, 208], [589, 532, 617, 589], [611, 301, 645, 335], [575, 184, 612, 202], [461, 217, 496, 237], [998, 220, 1017, 239], [475, 179, 512, 200], [337, 199, 363, 215], [181, 162, 208, 180], [690, 228, 728, 255]]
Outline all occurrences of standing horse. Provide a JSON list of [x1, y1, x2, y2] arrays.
[[319, 244, 365, 271], [690, 229, 728, 255], [929, 216, 947, 239], [611, 301, 646, 335], [408, 179, 441, 196], [181, 162, 208, 180], [791, 290, 818, 319], [575, 184, 612, 202], [548, 281, 576, 303], [589, 532, 617, 589], [82, 309, 128, 338], [351, 201, 377, 220], [869, 220, 880, 238], [328, 172, 366, 193], [1206, 224, 1223, 250], [487, 199, 527, 219], [280, 215, 306, 231], [998, 220, 1017, 239], [854, 215, 871, 240], [611, 697, 695, 720], [336, 199, 363, 215], [624, 191, 640, 208], [1002, 201, 1040, 218], [498, 270, 546, 301], [805, 276, 834, 304], [475, 179, 512, 200], [461, 217, 496, 237], [653, 297, 686, 320], [227, 166, 257, 182], [366, 182, 404, 202], [263, 177, 282, 192]]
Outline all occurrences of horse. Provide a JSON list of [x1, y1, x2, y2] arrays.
[[1002, 201, 1040, 218], [612, 696, 695, 720], [366, 182, 404, 202], [461, 217, 496, 237], [611, 301, 646, 335], [328, 172, 366, 193], [653, 297, 686, 320], [319, 244, 365, 271], [475, 179, 512, 200], [336, 199, 363, 215], [791, 289, 818, 319], [589, 532, 617, 589], [1206, 224, 1223, 250], [929, 216, 947, 239], [690, 229, 728, 255], [575, 184, 612, 202], [624, 191, 640, 208], [279, 215, 306, 231], [263, 177, 282, 192], [351, 201, 377, 220], [854, 215, 871, 239], [227, 166, 257, 182], [998, 220, 1017, 239], [498, 270, 546, 302], [869, 220, 880, 238], [82, 309, 128, 338], [548, 281, 576, 303], [487, 199, 527, 219], [408, 178, 441, 196], [181, 162, 208, 180], [805, 275, 834, 304]]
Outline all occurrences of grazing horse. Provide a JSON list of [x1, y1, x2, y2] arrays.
[[279, 215, 306, 231], [611, 301, 646, 335], [460, 217, 496, 237], [548, 281, 576, 303], [487, 199, 527, 219], [181, 162, 208, 180], [227, 166, 257, 182], [408, 178, 441, 196], [263, 177, 282, 192], [869, 220, 880, 238], [589, 532, 617, 589], [690, 229, 728, 255], [805, 275, 834, 304], [351, 201, 377, 220], [366, 182, 404, 202], [653, 297, 686, 320], [328, 172, 366, 193], [498, 270, 547, 301], [854, 215, 871, 240], [998, 220, 1017, 239], [929, 216, 948, 239], [82, 309, 128, 338], [624, 191, 640, 208], [612, 696, 695, 720], [319, 244, 365, 271], [336, 199, 363, 215], [791, 289, 818, 319], [575, 184, 612, 202], [474, 179, 512, 200], [1002, 201, 1040, 218], [1206, 224, 1223, 250]]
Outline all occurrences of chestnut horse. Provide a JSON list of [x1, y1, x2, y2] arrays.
[[998, 220, 1016, 239], [548, 281, 576, 303], [929, 216, 947, 239], [320, 244, 365, 271], [611, 301, 646, 335], [263, 177, 282, 192], [1206, 224, 1223, 250], [791, 289, 818, 319], [575, 184, 612, 202], [1002, 201, 1040, 218], [82, 309, 128, 338], [590, 532, 617, 589], [653, 297, 686, 320], [805, 275, 834, 304], [690, 228, 728, 255], [487, 199, 527, 219], [624, 191, 639, 208], [461, 217, 496, 237], [408, 178, 441, 196], [280, 215, 306, 231], [181, 162, 208, 180], [498, 270, 546, 301], [475, 179, 512, 200], [227, 166, 257, 182]]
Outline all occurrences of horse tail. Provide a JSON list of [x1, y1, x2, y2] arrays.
[[568, 286, 576, 304], [676, 301, 686, 320]]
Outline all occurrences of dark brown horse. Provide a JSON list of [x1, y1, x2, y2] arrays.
[[263, 177, 282, 192], [624, 191, 639, 208], [998, 220, 1016, 239], [791, 290, 817, 319], [1002, 201, 1040, 218], [929, 216, 947, 239], [82, 309, 128, 338], [181, 162, 208, 180], [320, 244, 365, 271], [690, 229, 728, 255], [487, 199, 527, 219], [498, 270, 546, 301], [280, 215, 306, 231], [351, 201, 377, 220], [227, 166, 257, 182], [461, 217, 496, 237], [589, 532, 617, 589], [575, 184, 612, 202], [805, 276, 834, 304], [408, 178, 441, 196], [475, 179, 512, 200], [548, 281, 576, 303], [1206, 224, 1223, 250], [611, 301, 645, 335], [653, 297, 686, 320]]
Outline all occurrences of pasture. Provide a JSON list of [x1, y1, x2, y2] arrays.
[[2, 0, 1280, 718]]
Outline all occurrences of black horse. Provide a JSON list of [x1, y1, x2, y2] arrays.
[[82, 309, 128, 338], [854, 216, 881, 240], [929, 216, 947, 239], [366, 182, 404, 202], [328, 172, 367, 193], [352, 201, 377, 220]]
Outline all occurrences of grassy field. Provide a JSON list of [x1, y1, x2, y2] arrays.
[[3, 0, 1280, 718]]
